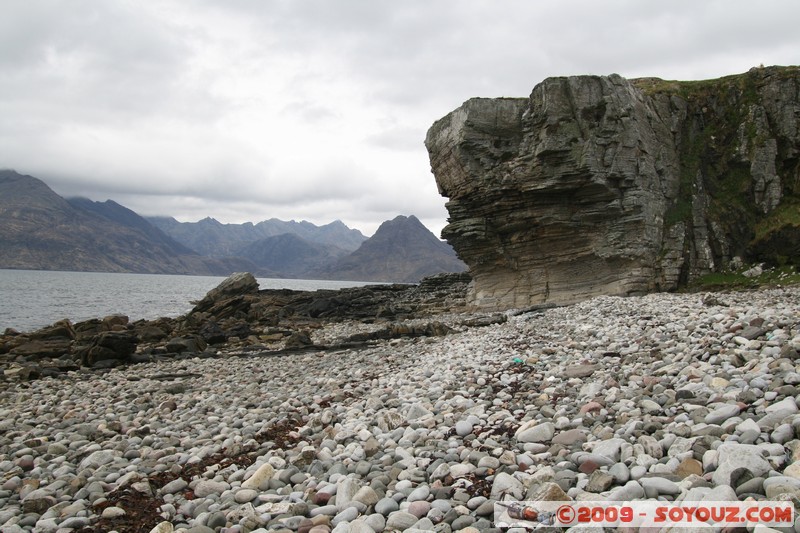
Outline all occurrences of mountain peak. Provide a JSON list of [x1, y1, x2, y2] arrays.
[[1, 172, 463, 282], [318, 214, 466, 282], [371, 215, 442, 246], [0, 171, 255, 274], [0, 170, 72, 211]]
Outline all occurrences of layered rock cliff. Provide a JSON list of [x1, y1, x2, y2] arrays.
[[426, 66, 800, 309]]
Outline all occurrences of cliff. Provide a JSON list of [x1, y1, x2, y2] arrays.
[[426, 66, 800, 309]]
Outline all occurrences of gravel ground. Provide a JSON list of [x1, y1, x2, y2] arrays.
[[1, 286, 799, 532]]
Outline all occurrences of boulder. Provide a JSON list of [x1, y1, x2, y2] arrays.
[[343, 321, 453, 343], [426, 66, 800, 309], [9, 338, 72, 360], [77, 331, 138, 367], [8, 319, 75, 360], [165, 335, 207, 354], [285, 330, 314, 349], [102, 314, 129, 330], [191, 272, 259, 317], [73, 318, 104, 340], [4, 363, 40, 380], [198, 321, 226, 344], [29, 319, 76, 341], [137, 325, 169, 342]]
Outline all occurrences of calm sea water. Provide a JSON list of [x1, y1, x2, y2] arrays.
[[0, 269, 374, 332]]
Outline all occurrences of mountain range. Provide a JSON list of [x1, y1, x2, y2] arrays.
[[148, 215, 367, 256], [0, 169, 466, 282]]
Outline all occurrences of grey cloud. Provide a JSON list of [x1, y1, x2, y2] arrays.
[[280, 100, 339, 123], [0, 2, 194, 113], [365, 125, 425, 152], [2, 0, 800, 238]]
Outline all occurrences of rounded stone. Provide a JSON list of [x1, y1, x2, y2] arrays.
[[407, 485, 430, 502], [375, 497, 399, 516], [234, 488, 258, 504], [705, 404, 741, 425], [452, 514, 476, 529], [331, 506, 359, 526], [193, 480, 229, 498], [515, 422, 555, 443], [609, 462, 630, 483], [352, 486, 379, 506], [640, 476, 681, 496], [385, 511, 418, 530], [161, 478, 188, 495], [242, 462, 275, 490], [408, 500, 431, 518], [363, 513, 385, 531], [101, 506, 126, 519], [455, 420, 474, 437]]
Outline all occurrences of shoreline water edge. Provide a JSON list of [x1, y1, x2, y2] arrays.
[[1, 272, 800, 532], [0, 269, 381, 333]]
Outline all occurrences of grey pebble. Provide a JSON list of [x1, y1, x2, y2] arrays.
[[2, 285, 798, 533], [375, 497, 399, 516]]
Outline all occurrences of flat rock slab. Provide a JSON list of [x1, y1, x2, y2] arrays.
[[564, 364, 600, 378]]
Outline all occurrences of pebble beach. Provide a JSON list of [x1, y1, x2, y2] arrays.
[[2, 286, 800, 532]]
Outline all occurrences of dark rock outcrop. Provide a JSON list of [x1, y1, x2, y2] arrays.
[[76, 331, 138, 367], [426, 66, 800, 309], [1, 271, 473, 380]]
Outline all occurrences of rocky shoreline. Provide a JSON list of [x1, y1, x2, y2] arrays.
[[1, 276, 800, 532], [0, 272, 473, 382]]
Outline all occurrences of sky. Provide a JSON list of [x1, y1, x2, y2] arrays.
[[1, 1, 798, 237]]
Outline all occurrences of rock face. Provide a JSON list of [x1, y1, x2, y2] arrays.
[[426, 66, 800, 309]]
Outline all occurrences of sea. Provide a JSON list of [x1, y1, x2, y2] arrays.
[[0, 269, 375, 332]]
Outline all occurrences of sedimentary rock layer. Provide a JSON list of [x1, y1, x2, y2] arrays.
[[426, 66, 800, 309]]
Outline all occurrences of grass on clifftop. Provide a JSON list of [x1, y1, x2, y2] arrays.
[[632, 65, 800, 98], [687, 265, 800, 292]]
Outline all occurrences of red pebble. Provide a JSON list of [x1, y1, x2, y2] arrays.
[[313, 491, 331, 505], [579, 460, 599, 474]]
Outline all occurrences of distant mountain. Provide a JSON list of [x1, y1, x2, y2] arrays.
[[258, 218, 366, 251], [148, 216, 367, 257], [0, 170, 258, 275], [67, 197, 197, 255], [315, 215, 467, 282], [235, 233, 350, 278], [0, 170, 468, 282]]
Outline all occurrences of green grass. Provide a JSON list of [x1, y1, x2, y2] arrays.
[[639, 66, 800, 287], [632, 66, 800, 99], [652, 70, 766, 232], [687, 265, 800, 291]]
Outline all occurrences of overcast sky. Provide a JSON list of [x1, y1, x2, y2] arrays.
[[1, 1, 798, 237]]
